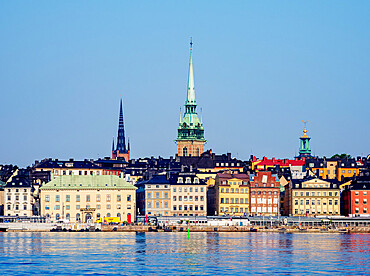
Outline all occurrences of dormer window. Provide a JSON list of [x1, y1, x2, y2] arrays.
[[178, 177, 183, 184], [185, 177, 191, 184], [194, 177, 199, 184]]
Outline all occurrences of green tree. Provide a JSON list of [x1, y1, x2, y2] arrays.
[[331, 153, 351, 159]]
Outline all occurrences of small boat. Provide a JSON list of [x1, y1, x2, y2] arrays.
[[0, 227, 8, 232], [338, 228, 349, 234], [249, 228, 257, 232], [299, 228, 307, 232]]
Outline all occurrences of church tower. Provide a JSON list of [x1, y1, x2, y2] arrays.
[[112, 97, 130, 161], [176, 39, 206, 157], [298, 120, 312, 158]]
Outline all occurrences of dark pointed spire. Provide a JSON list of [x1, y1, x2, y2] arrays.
[[116, 97, 127, 153], [112, 137, 115, 152], [128, 138, 130, 151]]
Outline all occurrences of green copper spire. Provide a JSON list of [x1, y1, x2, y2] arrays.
[[186, 37, 196, 106], [176, 39, 205, 143], [298, 120, 312, 158]]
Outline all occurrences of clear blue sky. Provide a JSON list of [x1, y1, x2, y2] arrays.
[[1, 1, 369, 167]]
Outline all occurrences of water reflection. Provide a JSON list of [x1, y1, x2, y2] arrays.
[[0, 232, 369, 275]]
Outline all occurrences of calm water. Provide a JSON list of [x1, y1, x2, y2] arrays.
[[0, 232, 369, 275]]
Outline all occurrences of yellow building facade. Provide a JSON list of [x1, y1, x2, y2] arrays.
[[287, 178, 341, 216], [215, 173, 250, 216], [40, 174, 136, 223]]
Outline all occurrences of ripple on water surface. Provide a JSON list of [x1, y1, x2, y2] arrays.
[[0, 232, 369, 275]]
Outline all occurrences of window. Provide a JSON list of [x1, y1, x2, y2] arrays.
[[66, 195, 70, 202], [45, 205, 49, 210], [96, 194, 101, 202], [200, 205, 204, 211], [184, 196, 188, 201], [127, 195, 131, 202], [86, 195, 91, 202], [164, 193, 168, 198], [97, 204, 101, 210], [200, 196, 204, 201], [195, 196, 198, 201], [240, 198, 244, 204], [184, 205, 188, 211], [240, 188, 243, 193], [295, 200, 298, 205], [147, 192, 151, 198], [23, 205, 27, 210], [173, 196, 177, 201], [195, 188, 198, 192], [190, 188, 193, 192], [15, 195, 19, 201], [66, 205, 70, 210], [189, 196, 193, 201], [107, 204, 111, 210], [173, 187, 176, 192], [55, 205, 60, 210], [179, 196, 182, 201], [56, 195, 60, 202], [107, 194, 111, 202], [231, 188, 234, 193], [200, 187, 204, 192], [226, 198, 229, 203], [164, 202, 168, 208], [173, 205, 177, 211], [230, 198, 234, 204], [23, 195, 27, 201], [117, 195, 121, 202], [179, 187, 182, 192], [76, 205, 80, 210], [156, 202, 160, 208], [179, 205, 182, 211], [184, 188, 187, 192], [147, 202, 151, 208], [312, 200, 315, 205], [221, 198, 224, 203], [76, 195, 80, 202], [235, 198, 239, 204], [306, 200, 309, 205]]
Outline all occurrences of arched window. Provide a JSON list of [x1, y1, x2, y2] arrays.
[[97, 213, 101, 218], [107, 213, 111, 217], [56, 213, 60, 220], [76, 213, 81, 221], [66, 213, 70, 220], [183, 147, 187, 157], [196, 148, 200, 157], [117, 213, 121, 220]]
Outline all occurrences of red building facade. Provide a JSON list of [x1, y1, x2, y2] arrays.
[[342, 177, 370, 216], [249, 171, 280, 216]]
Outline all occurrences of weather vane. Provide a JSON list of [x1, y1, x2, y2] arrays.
[[190, 37, 193, 49], [302, 120, 308, 128]]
